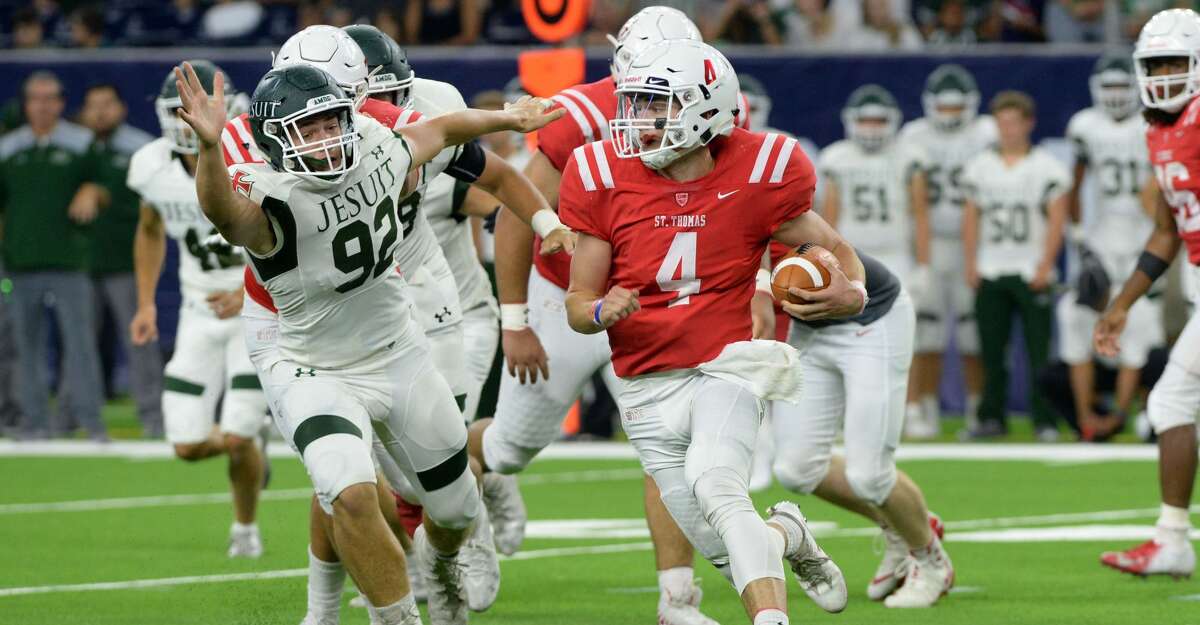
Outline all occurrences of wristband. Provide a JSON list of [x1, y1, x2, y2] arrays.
[[1136, 250, 1170, 282], [849, 279, 869, 315], [591, 298, 605, 327], [755, 268, 772, 294], [499, 303, 528, 330], [531, 209, 566, 239]]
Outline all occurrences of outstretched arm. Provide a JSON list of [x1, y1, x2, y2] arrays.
[[399, 97, 564, 172]]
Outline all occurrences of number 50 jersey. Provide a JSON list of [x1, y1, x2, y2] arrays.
[[229, 114, 416, 369], [127, 137, 244, 310], [558, 129, 816, 378]]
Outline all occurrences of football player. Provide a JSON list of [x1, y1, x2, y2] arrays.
[[562, 39, 858, 625], [1096, 7, 1200, 580], [962, 91, 1070, 440], [1060, 52, 1160, 441], [173, 59, 559, 625], [127, 61, 269, 559], [899, 65, 997, 439], [466, 8, 729, 625]]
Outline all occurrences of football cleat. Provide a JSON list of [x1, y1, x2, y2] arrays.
[[766, 501, 848, 613], [884, 541, 955, 608], [462, 506, 501, 611], [904, 404, 938, 440], [414, 525, 468, 625], [481, 472, 527, 556], [298, 615, 338, 625], [869, 512, 946, 600], [227, 523, 263, 559], [1101, 539, 1195, 579], [657, 581, 720, 625]]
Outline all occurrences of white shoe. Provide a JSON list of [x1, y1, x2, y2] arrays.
[[1101, 537, 1196, 578], [227, 523, 263, 559], [481, 473, 526, 556], [884, 542, 954, 608], [867, 529, 910, 601], [407, 547, 429, 604], [350, 593, 367, 608], [904, 404, 938, 440], [462, 506, 501, 611], [657, 582, 720, 625], [414, 525, 468, 625], [298, 615, 338, 625], [766, 501, 848, 613]]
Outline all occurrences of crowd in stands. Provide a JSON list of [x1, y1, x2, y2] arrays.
[[0, 0, 1189, 49]]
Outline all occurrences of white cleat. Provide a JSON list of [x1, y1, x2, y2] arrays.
[[1101, 538, 1196, 579], [904, 404, 938, 440], [867, 529, 911, 601], [658, 582, 720, 625], [462, 506, 501, 611], [766, 501, 848, 613], [298, 615, 338, 625], [481, 473, 527, 556], [407, 546, 429, 604], [884, 542, 954, 608], [227, 523, 263, 559], [350, 593, 367, 608], [414, 525, 468, 625]]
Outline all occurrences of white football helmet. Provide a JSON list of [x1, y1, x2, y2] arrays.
[[274, 25, 369, 105], [610, 40, 740, 170], [1134, 8, 1200, 113], [607, 6, 702, 84]]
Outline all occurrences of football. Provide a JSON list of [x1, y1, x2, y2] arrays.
[[771, 243, 833, 303]]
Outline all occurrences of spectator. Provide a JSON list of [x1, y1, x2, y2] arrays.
[[778, 0, 839, 47], [841, 0, 923, 49], [585, 0, 634, 45], [77, 84, 164, 439], [704, 0, 785, 44], [917, 0, 985, 44], [0, 71, 108, 440], [68, 5, 105, 48], [1036, 347, 1167, 440], [1122, 0, 1182, 42], [482, 0, 536, 43], [995, 0, 1047, 41], [1044, 0, 1105, 42], [202, 0, 265, 42], [405, 0, 482, 44], [33, 0, 68, 46], [374, 7, 405, 43], [961, 91, 1069, 441], [12, 8, 45, 48], [296, 1, 328, 31]]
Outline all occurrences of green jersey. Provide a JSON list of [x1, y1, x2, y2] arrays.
[[87, 124, 153, 275]]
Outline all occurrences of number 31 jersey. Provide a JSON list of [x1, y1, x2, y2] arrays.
[[558, 129, 816, 378], [1146, 97, 1200, 265], [127, 137, 244, 310], [228, 114, 415, 369]]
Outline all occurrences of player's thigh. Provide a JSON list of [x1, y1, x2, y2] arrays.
[[461, 300, 500, 420], [770, 345, 844, 491], [261, 361, 376, 514], [840, 297, 913, 504], [683, 375, 766, 488], [162, 310, 226, 444], [1118, 297, 1165, 370], [408, 257, 464, 336], [1055, 292, 1097, 366]]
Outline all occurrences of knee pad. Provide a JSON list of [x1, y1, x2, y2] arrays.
[[845, 461, 897, 506], [1148, 363, 1200, 435], [692, 467, 784, 594], [771, 452, 830, 495], [481, 424, 541, 475], [914, 310, 945, 354], [302, 425, 378, 515], [419, 464, 481, 531], [657, 481, 729, 564]]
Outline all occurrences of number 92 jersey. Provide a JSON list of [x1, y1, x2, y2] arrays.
[[229, 114, 415, 369], [127, 137, 244, 309], [1146, 98, 1200, 265], [558, 129, 815, 378]]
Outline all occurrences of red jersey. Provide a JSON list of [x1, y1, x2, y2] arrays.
[[558, 129, 815, 377], [1146, 97, 1200, 264], [222, 99, 422, 311]]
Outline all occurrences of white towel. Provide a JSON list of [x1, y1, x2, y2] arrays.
[[697, 340, 803, 404]]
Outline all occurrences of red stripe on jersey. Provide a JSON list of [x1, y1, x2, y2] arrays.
[[244, 266, 277, 313]]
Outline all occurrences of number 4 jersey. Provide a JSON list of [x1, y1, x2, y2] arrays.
[[126, 137, 244, 310], [228, 114, 416, 369], [558, 129, 816, 378], [961, 147, 1070, 281], [1146, 98, 1200, 265]]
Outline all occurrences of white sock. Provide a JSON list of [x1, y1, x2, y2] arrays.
[[921, 395, 940, 424], [1156, 504, 1191, 544], [232, 521, 258, 534], [658, 566, 694, 600], [753, 608, 789, 625], [307, 547, 345, 621], [370, 594, 417, 625]]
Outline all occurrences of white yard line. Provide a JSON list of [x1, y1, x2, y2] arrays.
[[0, 440, 1164, 462]]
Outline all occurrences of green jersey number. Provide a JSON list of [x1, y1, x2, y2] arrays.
[[850, 185, 890, 223], [926, 164, 964, 208], [398, 191, 421, 239], [983, 202, 1030, 244], [331, 196, 400, 293], [183, 228, 243, 272], [1097, 158, 1142, 197]]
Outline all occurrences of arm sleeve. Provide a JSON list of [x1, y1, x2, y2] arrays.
[[556, 151, 605, 240], [444, 140, 486, 183]]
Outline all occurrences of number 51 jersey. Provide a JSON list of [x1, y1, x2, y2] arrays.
[[127, 137, 244, 308], [229, 114, 416, 369], [558, 129, 816, 378]]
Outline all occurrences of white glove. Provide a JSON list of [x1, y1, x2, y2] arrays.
[[907, 264, 933, 305]]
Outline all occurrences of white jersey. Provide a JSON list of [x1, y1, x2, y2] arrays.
[[230, 115, 416, 369], [127, 137, 244, 308], [1066, 107, 1153, 281], [819, 137, 927, 272], [962, 147, 1071, 281], [899, 116, 997, 239]]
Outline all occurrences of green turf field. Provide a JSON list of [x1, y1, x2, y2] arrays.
[[1, 443, 1198, 625]]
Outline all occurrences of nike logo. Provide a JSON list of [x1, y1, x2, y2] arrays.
[[856, 328, 872, 337], [717, 190, 739, 199]]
